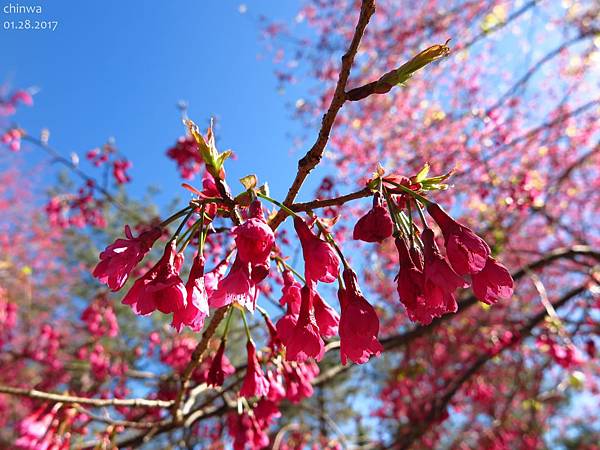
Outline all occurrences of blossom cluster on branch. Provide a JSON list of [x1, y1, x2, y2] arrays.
[[0, 0, 599, 448]]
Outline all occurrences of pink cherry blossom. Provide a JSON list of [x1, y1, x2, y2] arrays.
[[339, 269, 383, 364], [171, 253, 210, 332], [209, 256, 258, 311], [239, 341, 270, 398], [93, 225, 161, 291], [282, 285, 325, 362], [427, 203, 490, 275], [313, 290, 339, 337], [122, 240, 187, 315], [293, 216, 339, 283], [232, 200, 275, 265], [471, 257, 514, 304], [353, 194, 394, 242]]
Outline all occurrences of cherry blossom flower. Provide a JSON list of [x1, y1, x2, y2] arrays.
[[278, 269, 302, 315], [427, 203, 490, 275], [282, 285, 325, 362], [471, 257, 514, 304], [294, 216, 339, 283], [233, 200, 275, 265], [339, 269, 382, 364], [209, 256, 258, 311], [207, 340, 235, 387], [353, 193, 394, 242], [171, 253, 210, 332], [240, 341, 270, 398], [112, 159, 132, 184], [122, 240, 187, 315], [313, 290, 339, 337], [93, 225, 161, 291], [167, 136, 204, 180]]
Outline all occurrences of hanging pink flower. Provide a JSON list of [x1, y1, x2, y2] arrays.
[[209, 256, 258, 311], [112, 159, 132, 184], [263, 314, 282, 353], [276, 300, 299, 346], [293, 216, 339, 283], [240, 341, 270, 398], [283, 285, 325, 362], [93, 225, 161, 291], [122, 240, 187, 315], [471, 257, 514, 304], [204, 260, 228, 297], [227, 409, 269, 450], [353, 194, 394, 243], [266, 369, 286, 401], [171, 253, 210, 332], [282, 360, 318, 403], [207, 340, 235, 387], [420, 228, 468, 321], [232, 200, 275, 265], [395, 237, 432, 324], [278, 269, 302, 315], [313, 290, 339, 337], [339, 268, 383, 365], [427, 203, 490, 275], [15, 404, 71, 450]]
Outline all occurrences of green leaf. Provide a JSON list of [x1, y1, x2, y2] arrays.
[[415, 163, 430, 182], [239, 174, 257, 190]]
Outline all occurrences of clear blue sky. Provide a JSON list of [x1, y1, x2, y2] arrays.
[[2, 0, 321, 206]]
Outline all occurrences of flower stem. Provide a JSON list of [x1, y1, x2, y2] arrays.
[[415, 200, 429, 227], [382, 187, 402, 237], [159, 206, 192, 228], [257, 192, 298, 218], [240, 309, 253, 343], [314, 218, 350, 270], [407, 197, 414, 239], [275, 257, 306, 283], [178, 219, 202, 252], [171, 209, 196, 241], [222, 307, 234, 339], [385, 180, 432, 206]]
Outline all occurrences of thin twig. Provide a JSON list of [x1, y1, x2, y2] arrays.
[[269, 0, 376, 230]]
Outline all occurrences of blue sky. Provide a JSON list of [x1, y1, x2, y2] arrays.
[[2, 0, 322, 206]]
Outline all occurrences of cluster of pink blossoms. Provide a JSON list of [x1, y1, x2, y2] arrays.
[[0, 88, 32, 116], [166, 136, 205, 179], [91, 126, 513, 446], [45, 180, 107, 229], [352, 173, 514, 325], [86, 144, 133, 185], [1, 89, 32, 151]]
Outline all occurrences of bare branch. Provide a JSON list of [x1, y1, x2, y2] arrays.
[[0, 385, 173, 409], [269, 0, 376, 230]]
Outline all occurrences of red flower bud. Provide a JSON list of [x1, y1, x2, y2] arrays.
[[232, 200, 275, 265], [207, 340, 234, 387], [353, 194, 394, 243]]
